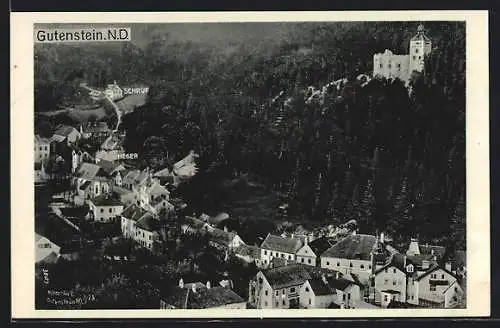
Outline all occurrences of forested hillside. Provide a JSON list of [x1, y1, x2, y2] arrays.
[[34, 21, 466, 250]]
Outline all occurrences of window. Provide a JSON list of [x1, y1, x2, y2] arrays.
[[308, 258, 311, 264], [393, 280, 397, 286], [419, 56, 422, 60], [309, 298, 311, 305], [100, 208, 104, 213], [326, 261, 330, 266], [39, 147, 42, 151], [384, 279, 388, 284], [264, 301, 268, 306], [290, 287, 295, 293], [282, 300, 286, 305], [276, 290, 279, 296], [301, 258, 304, 263], [415, 48, 419, 54], [265, 290, 268, 296], [384, 295, 388, 301], [149, 235, 152, 240], [441, 274, 445, 279], [275, 302, 279, 307], [360, 264, 364, 269], [305, 287, 309, 292], [379, 63, 383, 68], [337, 262, 340, 266], [349, 262, 353, 268], [264, 250, 267, 255], [368, 265, 372, 269], [411, 295, 414, 300], [288, 255, 292, 260], [385, 268, 388, 273], [388, 63, 392, 69], [343, 294, 346, 301], [109, 208, 113, 213], [281, 254, 284, 258], [430, 285, 436, 291], [393, 268, 397, 274], [305, 250, 308, 254], [347, 293, 351, 300], [412, 55, 416, 60]]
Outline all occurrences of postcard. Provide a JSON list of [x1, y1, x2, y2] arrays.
[[11, 10, 490, 318]]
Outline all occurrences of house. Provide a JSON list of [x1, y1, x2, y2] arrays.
[[103, 80, 123, 101], [296, 236, 334, 267], [95, 159, 126, 177], [34, 162, 49, 184], [88, 194, 124, 223], [300, 273, 363, 309], [180, 216, 213, 235], [160, 279, 246, 309], [73, 162, 112, 204], [52, 125, 81, 145], [234, 244, 262, 265], [320, 233, 381, 285], [412, 265, 465, 308], [80, 122, 111, 142], [122, 169, 149, 190], [206, 227, 245, 250], [134, 214, 162, 250], [35, 233, 61, 264], [121, 203, 149, 239], [260, 234, 303, 267], [248, 264, 344, 309], [373, 253, 413, 306], [95, 149, 121, 162], [172, 150, 199, 183], [34, 135, 51, 163], [133, 175, 170, 212]]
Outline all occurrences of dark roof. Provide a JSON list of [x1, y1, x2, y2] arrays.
[[60, 206, 89, 218], [98, 160, 124, 175], [208, 228, 239, 246], [326, 277, 356, 291], [308, 278, 336, 296], [121, 204, 149, 222], [135, 214, 159, 232], [261, 234, 302, 254], [162, 286, 245, 309], [374, 253, 408, 275], [75, 162, 109, 181], [37, 251, 60, 265], [411, 25, 431, 42], [416, 265, 457, 281], [261, 264, 340, 289], [122, 169, 149, 186], [90, 195, 123, 207], [234, 244, 260, 258], [452, 250, 466, 269], [262, 264, 312, 289], [54, 125, 78, 137], [321, 234, 377, 261], [307, 236, 335, 256]]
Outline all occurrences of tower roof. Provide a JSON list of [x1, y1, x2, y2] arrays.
[[411, 24, 431, 42]]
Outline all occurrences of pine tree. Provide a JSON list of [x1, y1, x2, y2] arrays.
[[450, 192, 466, 250], [360, 179, 376, 230]]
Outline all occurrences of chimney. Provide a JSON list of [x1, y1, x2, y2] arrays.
[[179, 278, 184, 289], [224, 226, 228, 232], [445, 262, 452, 272], [321, 274, 328, 285], [206, 281, 211, 289], [304, 237, 308, 245], [352, 230, 356, 236], [431, 249, 435, 255], [191, 283, 197, 293], [380, 232, 385, 244]]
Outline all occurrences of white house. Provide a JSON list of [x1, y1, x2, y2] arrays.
[[260, 234, 303, 267], [34, 135, 51, 163], [104, 81, 123, 101], [35, 233, 61, 264], [320, 234, 378, 285], [121, 203, 161, 250], [88, 195, 124, 223], [52, 125, 81, 146], [296, 236, 334, 267]]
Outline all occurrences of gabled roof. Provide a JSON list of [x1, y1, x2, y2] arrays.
[[306, 236, 335, 257], [35, 233, 44, 243], [326, 276, 357, 291], [121, 203, 149, 222], [98, 160, 125, 176], [90, 195, 123, 207], [261, 264, 312, 289], [123, 169, 149, 186], [321, 234, 377, 261], [207, 228, 240, 247], [411, 25, 431, 42], [135, 214, 160, 232], [75, 162, 109, 181], [162, 286, 244, 309], [153, 167, 171, 178], [261, 234, 302, 254], [419, 244, 446, 259], [54, 125, 79, 137], [307, 278, 336, 296], [415, 265, 458, 282]]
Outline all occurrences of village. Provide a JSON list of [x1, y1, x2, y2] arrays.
[[34, 25, 467, 310]]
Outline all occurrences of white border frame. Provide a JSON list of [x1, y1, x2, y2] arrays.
[[11, 11, 490, 318]]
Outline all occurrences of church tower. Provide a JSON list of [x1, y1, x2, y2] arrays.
[[408, 24, 432, 75]]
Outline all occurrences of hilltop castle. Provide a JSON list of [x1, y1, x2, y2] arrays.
[[373, 25, 432, 82]]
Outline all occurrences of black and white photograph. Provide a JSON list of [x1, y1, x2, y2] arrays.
[[10, 11, 490, 318]]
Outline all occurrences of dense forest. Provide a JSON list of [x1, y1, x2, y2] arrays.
[[35, 22, 466, 250]]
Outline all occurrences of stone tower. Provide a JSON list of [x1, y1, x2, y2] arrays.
[[408, 24, 432, 75]]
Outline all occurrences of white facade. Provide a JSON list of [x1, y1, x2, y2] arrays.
[[320, 257, 372, 285], [373, 50, 410, 81], [35, 234, 61, 263], [35, 136, 51, 163], [295, 244, 317, 266], [89, 202, 123, 223], [260, 248, 295, 267]]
